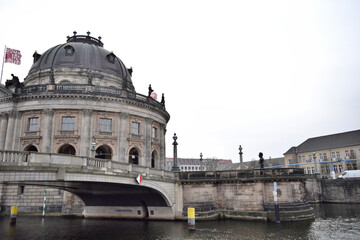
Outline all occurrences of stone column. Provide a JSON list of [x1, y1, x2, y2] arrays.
[[4, 111, 16, 150], [42, 109, 54, 153], [0, 112, 8, 150], [159, 124, 166, 170], [11, 112, 22, 151], [119, 113, 128, 163], [144, 118, 152, 167], [80, 110, 92, 157]]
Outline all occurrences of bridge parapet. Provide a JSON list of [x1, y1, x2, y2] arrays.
[[0, 150, 175, 180], [179, 168, 305, 182]]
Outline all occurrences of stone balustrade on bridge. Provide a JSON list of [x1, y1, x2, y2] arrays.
[[0, 150, 175, 180]]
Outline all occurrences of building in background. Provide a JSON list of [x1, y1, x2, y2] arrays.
[[284, 130, 360, 178], [165, 158, 232, 171]]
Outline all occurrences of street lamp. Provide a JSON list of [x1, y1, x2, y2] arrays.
[[91, 141, 96, 157], [200, 152, 203, 171], [239, 145, 243, 170], [313, 152, 319, 174], [171, 133, 180, 172]]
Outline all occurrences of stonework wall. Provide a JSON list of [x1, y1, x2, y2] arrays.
[[0, 184, 63, 214], [182, 180, 307, 215], [320, 179, 360, 203]]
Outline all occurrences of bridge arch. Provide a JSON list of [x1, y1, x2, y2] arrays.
[[58, 144, 76, 155], [95, 145, 112, 160]]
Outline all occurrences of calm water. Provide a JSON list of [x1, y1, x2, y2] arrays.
[[1, 204, 359, 240]]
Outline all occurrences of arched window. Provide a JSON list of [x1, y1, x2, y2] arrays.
[[151, 151, 158, 168], [129, 148, 139, 165], [58, 144, 76, 155], [24, 145, 38, 152], [95, 145, 112, 160]]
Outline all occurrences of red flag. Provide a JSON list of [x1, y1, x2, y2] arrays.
[[150, 91, 157, 100], [5, 47, 22, 65]]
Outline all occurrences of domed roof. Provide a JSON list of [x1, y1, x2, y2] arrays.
[[28, 32, 132, 83]]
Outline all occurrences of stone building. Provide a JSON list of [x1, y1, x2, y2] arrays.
[[284, 130, 360, 178], [0, 32, 170, 213]]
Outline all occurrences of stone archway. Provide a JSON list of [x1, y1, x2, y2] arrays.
[[24, 145, 38, 152], [151, 150, 158, 168], [95, 145, 112, 160], [58, 144, 76, 155], [129, 148, 140, 165]]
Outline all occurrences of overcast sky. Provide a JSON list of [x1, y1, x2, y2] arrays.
[[1, 0, 359, 162]]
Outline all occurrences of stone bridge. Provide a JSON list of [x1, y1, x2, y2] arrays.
[[0, 150, 182, 220]]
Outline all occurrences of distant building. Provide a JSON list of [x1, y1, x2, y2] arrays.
[[284, 130, 360, 178], [165, 158, 232, 171], [217, 157, 285, 171]]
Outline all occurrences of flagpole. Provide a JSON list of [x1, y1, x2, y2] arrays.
[[0, 45, 6, 84]]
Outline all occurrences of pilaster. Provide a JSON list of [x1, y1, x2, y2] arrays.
[[42, 109, 54, 153], [0, 112, 8, 150], [119, 113, 128, 163], [80, 109, 92, 157], [4, 111, 16, 150]]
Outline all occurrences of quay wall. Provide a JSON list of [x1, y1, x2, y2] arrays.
[[305, 178, 360, 203]]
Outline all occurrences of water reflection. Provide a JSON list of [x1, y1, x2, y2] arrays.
[[0, 204, 359, 240]]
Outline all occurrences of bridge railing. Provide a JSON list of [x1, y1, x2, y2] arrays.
[[0, 150, 29, 164], [179, 168, 305, 180], [0, 150, 175, 179]]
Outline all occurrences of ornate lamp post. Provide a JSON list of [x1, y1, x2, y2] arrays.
[[200, 152, 203, 171], [313, 152, 318, 174], [171, 133, 180, 172], [239, 145, 243, 170], [91, 141, 96, 158]]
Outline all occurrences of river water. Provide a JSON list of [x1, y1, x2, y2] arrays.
[[0, 204, 359, 240]]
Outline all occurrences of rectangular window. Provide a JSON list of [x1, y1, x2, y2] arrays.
[[99, 118, 112, 132], [288, 159, 292, 164], [347, 164, 352, 170], [353, 163, 358, 170], [302, 156, 305, 162], [152, 127, 157, 138], [61, 116, 75, 131], [326, 165, 330, 173], [324, 153, 328, 160], [131, 122, 140, 135], [319, 153, 323, 161], [18, 185, 25, 195], [321, 166, 325, 174], [345, 150, 349, 158], [350, 150, 355, 158], [307, 167, 311, 174], [309, 155, 312, 162], [331, 152, 336, 160], [336, 152, 340, 159], [311, 167, 315, 174], [339, 165, 343, 172], [298, 156, 301, 162], [28, 117, 39, 131], [334, 165, 338, 173]]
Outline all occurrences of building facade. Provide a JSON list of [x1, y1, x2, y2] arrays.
[[284, 130, 360, 178]]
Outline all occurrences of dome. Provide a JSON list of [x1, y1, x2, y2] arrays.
[[27, 32, 134, 90]]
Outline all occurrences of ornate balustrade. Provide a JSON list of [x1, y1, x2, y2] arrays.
[[0, 150, 174, 179]]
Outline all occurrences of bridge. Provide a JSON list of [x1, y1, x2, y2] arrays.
[[0, 150, 315, 221], [0, 150, 181, 220]]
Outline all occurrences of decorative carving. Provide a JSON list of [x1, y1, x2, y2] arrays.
[[44, 109, 54, 116], [83, 109, 93, 116], [93, 135, 117, 146], [20, 136, 42, 146], [54, 135, 80, 145]]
